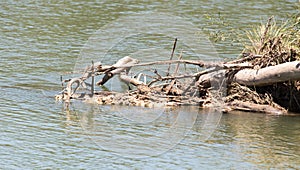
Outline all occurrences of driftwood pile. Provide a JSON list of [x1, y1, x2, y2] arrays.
[[55, 56, 246, 108], [55, 54, 300, 115], [56, 18, 300, 115]]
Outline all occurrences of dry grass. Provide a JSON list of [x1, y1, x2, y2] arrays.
[[227, 16, 300, 113], [243, 16, 300, 68]]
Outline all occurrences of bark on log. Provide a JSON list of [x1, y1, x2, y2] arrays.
[[233, 61, 300, 86]]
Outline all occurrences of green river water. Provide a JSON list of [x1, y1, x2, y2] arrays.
[[1, 1, 300, 169]]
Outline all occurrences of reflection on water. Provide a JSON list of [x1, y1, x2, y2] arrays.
[[216, 113, 300, 169], [1, 0, 299, 169], [58, 103, 300, 168], [72, 103, 199, 158]]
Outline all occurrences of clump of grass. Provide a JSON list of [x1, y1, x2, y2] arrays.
[[230, 15, 300, 113], [243, 15, 300, 67]]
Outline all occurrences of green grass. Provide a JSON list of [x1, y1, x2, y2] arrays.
[[244, 15, 300, 61]]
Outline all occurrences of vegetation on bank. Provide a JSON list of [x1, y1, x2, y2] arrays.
[[244, 16, 300, 65], [226, 15, 300, 113]]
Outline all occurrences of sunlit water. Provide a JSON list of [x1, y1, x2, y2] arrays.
[[1, 1, 299, 169]]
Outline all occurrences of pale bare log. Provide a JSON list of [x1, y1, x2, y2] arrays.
[[96, 56, 139, 86], [117, 60, 252, 69], [233, 61, 300, 86], [119, 74, 145, 86], [95, 59, 251, 72], [226, 101, 287, 115], [198, 61, 300, 87]]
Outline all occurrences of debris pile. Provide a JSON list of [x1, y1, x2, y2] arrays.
[[56, 17, 300, 114]]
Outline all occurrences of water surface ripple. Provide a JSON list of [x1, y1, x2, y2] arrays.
[[0, 1, 299, 169]]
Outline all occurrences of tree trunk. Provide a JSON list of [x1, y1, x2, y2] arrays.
[[233, 61, 300, 86]]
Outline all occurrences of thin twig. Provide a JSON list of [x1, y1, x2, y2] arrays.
[[60, 75, 64, 90], [166, 50, 183, 94], [259, 16, 273, 53], [91, 61, 94, 96], [166, 38, 178, 76]]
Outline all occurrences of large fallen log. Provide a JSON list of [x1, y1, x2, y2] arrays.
[[233, 61, 300, 86], [198, 61, 300, 87]]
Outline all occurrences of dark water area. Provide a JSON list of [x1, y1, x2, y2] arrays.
[[1, 1, 299, 169]]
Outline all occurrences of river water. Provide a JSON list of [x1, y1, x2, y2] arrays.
[[1, 1, 300, 169]]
